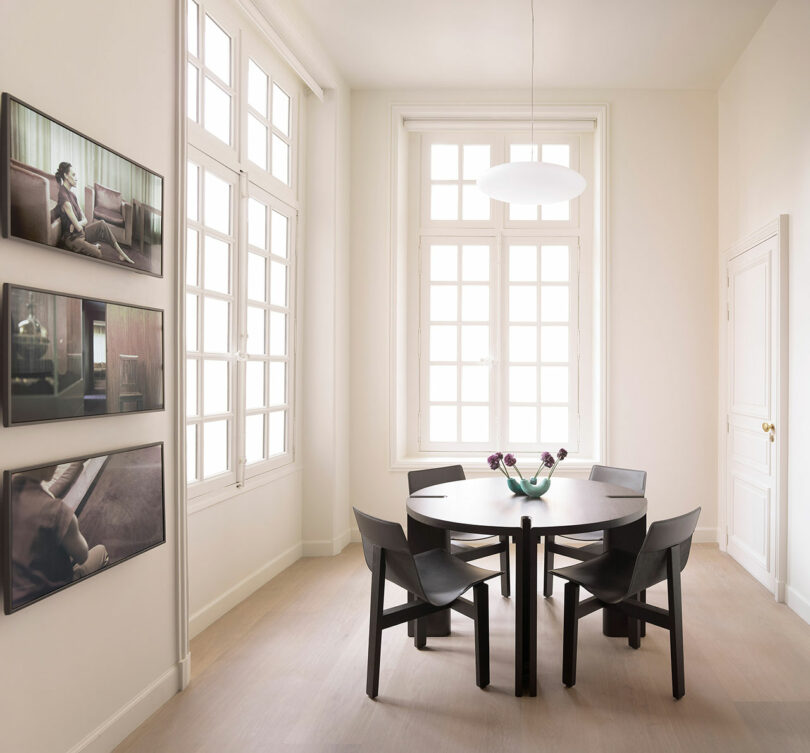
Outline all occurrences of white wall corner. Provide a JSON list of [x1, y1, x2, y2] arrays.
[[65, 663, 182, 753], [350, 527, 361, 544], [693, 527, 719, 544], [189, 542, 303, 638], [302, 528, 352, 557], [786, 586, 810, 626], [179, 653, 191, 691]]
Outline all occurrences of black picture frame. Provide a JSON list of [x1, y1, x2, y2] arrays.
[[2, 442, 166, 614], [0, 93, 164, 277], [2, 283, 165, 426]]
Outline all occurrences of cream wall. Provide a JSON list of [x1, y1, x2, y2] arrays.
[[718, 0, 810, 620], [0, 2, 180, 752], [349, 88, 718, 537]]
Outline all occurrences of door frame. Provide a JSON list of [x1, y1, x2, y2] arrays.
[[718, 215, 788, 601]]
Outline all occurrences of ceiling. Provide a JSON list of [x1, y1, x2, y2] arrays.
[[287, 0, 776, 90]]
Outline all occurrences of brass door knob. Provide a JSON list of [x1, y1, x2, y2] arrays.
[[762, 422, 775, 433]]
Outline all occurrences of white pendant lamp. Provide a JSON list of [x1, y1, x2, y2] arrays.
[[477, 0, 587, 205]]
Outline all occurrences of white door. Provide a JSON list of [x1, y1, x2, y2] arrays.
[[725, 221, 787, 597]]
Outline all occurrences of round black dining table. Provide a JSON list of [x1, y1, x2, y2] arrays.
[[406, 476, 647, 696]]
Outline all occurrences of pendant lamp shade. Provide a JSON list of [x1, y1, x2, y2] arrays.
[[476, 160, 587, 205]]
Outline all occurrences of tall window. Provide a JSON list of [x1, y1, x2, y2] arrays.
[[414, 131, 594, 456], [186, 0, 299, 495]]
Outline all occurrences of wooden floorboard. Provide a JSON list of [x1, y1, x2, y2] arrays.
[[114, 544, 810, 753]]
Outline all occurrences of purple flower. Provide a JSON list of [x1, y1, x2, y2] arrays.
[[557, 448, 568, 461], [487, 453, 501, 470], [503, 453, 517, 467], [496, 451, 504, 460], [543, 453, 555, 469]]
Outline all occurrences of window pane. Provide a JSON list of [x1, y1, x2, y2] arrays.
[[461, 285, 488, 321], [247, 306, 266, 355], [430, 184, 458, 220], [462, 184, 489, 220], [269, 411, 285, 455], [542, 143, 570, 167], [429, 365, 457, 402], [461, 325, 489, 361], [430, 245, 457, 281], [272, 83, 290, 136], [203, 170, 230, 234], [245, 414, 265, 464], [204, 77, 230, 144], [271, 210, 288, 257], [431, 144, 458, 180], [541, 366, 569, 403], [541, 287, 569, 322], [430, 325, 457, 361], [509, 326, 537, 363], [269, 312, 286, 356], [187, 359, 198, 417], [462, 145, 490, 180], [509, 286, 537, 322], [247, 253, 266, 302], [186, 228, 198, 286], [187, 63, 198, 122], [541, 326, 568, 362], [510, 366, 537, 403], [429, 405, 457, 442], [541, 201, 569, 221], [203, 360, 228, 414], [509, 406, 537, 443], [510, 245, 537, 281], [203, 297, 229, 352], [509, 203, 538, 221], [430, 285, 457, 321], [204, 236, 230, 294], [186, 424, 197, 482], [541, 245, 569, 281], [269, 362, 286, 406], [188, 0, 198, 56], [203, 420, 228, 477], [186, 293, 198, 350], [510, 143, 538, 162], [246, 361, 265, 409], [247, 114, 268, 170], [247, 59, 268, 115], [271, 135, 290, 184], [248, 198, 267, 248], [540, 407, 568, 442], [204, 14, 230, 84], [462, 245, 489, 281], [461, 365, 488, 402], [187, 162, 199, 221], [461, 406, 488, 442], [270, 261, 287, 307]]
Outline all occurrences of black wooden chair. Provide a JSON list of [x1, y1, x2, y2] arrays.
[[354, 508, 499, 699], [550, 507, 701, 699], [543, 465, 647, 598], [408, 466, 511, 597]]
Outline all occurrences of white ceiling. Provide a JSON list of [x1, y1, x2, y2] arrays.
[[287, 0, 776, 90]]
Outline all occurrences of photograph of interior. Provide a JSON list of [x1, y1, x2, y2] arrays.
[[5, 286, 164, 424], [1, 0, 810, 752]]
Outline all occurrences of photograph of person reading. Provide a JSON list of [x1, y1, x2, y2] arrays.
[[55, 162, 134, 264]]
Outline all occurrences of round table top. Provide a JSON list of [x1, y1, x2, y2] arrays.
[[407, 476, 647, 535]]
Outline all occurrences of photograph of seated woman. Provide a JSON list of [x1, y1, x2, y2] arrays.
[[55, 162, 134, 264], [10, 464, 108, 609]]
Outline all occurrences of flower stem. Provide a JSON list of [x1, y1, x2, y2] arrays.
[[547, 460, 560, 479], [498, 462, 510, 479], [514, 465, 524, 480]]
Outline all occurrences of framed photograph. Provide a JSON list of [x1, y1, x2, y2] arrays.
[[3, 442, 165, 613], [0, 93, 163, 277], [2, 283, 164, 426]]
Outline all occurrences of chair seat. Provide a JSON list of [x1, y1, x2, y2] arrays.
[[560, 529, 604, 542], [414, 549, 500, 607], [550, 550, 637, 604], [450, 530, 496, 542]]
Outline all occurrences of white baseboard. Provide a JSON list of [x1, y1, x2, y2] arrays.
[[693, 527, 719, 544], [786, 585, 810, 625], [66, 662, 181, 753], [189, 542, 303, 638], [350, 527, 360, 543], [302, 529, 352, 557]]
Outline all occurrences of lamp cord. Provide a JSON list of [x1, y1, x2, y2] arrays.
[[531, 0, 535, 158]]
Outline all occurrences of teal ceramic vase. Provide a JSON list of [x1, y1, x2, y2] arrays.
[[520, 477, 550, 498], [506, 477, 524, 494]]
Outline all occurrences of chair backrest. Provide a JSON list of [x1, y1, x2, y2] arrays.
[[408, 465, 465, 495], [589, 464, 647, 494], [627, 507, 701, 596], [353, 508, 426, 600]]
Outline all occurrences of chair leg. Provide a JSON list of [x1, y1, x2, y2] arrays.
[[543, 535, 555, 597], [366, 549, 386, 699], [628, 612, 641, 649], [473, 582, 490, 688], [667, 547, 685, 699], [499, 535, 511, 597], [414, 616, 427, 649], [640, 589, 647, 638], [562, 581, 580, 687]]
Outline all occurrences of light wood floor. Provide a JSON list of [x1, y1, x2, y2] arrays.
[[114, 544, 810, 753]]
